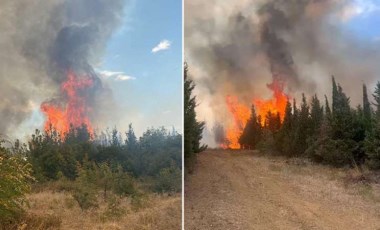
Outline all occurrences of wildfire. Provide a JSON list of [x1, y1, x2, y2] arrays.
[[222, 79, 289, 149], [253, 80, 288, 126], [41, 70, 94, 137], [223, 96, 251, 149]]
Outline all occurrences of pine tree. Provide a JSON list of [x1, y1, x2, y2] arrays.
[[363, 84, 371, 125], [125, 124, 138, 152], [364, 82, 380, 169], [239, 105, 262, 149], [276, 101, 294, 156], [184, 63, 207, 173], [373, 81, 380, 119], [325, 95, 331, 119], [310, 94, 324, 137], [293, 93, 311, 156]]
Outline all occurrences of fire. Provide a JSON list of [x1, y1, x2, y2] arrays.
[[253, 80, 288, 125], [223, 96, 251, 149], [41, 70, 94, 137], [222, 79, 289, 149]]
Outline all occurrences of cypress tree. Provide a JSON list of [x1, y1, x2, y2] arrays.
[[184, 63, 207, 173], [310, 95, 323, 137], [373, 81, 380, 119], [239, 105, 262, 149]]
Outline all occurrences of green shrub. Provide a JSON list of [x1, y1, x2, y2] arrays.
[[0, 151, 34, 222], [154, 165, 181, 193], [308, 138, 356, 167], [113, 166, 137, 197], [72, 187, 98, 211]]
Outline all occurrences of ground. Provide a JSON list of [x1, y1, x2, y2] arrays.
[[17, 190, 181, 230], [185, 150, 380, 230]]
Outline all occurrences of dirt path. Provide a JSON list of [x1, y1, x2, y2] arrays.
[[185, 150, 380, 230]]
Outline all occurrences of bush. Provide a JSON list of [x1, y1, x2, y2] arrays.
[[308, 138, 356, 167], [154, 164, 181, 193], [112, 166, 137, 197], [72, 187, 98, 211], [0, 151, 34, 223]]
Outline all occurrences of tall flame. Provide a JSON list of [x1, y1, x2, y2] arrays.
[[222, 79, 289, 149], [223, 96, 251, 149], [253, 80, 288, 126], [41, 70, 94, 136]]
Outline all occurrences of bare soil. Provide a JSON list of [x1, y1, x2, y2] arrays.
[[185, 150, 380, 230]]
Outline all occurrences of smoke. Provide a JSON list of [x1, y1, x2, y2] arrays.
[[0, 0, 125, 137], [185, 0, 380, 146]]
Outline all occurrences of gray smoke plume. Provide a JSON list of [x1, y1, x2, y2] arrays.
[[185, 0, 380, 146], [0, 0, 125, 137]]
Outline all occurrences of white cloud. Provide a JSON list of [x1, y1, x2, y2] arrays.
[[152, 40, 171, 53], [340, 0, 380, 21], [115, 75, 135, 81], [98, 70, 136, 81]]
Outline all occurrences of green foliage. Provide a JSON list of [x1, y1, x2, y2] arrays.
[[364, 81, 380, 169], [239, 105, 262, 149], [240, 76, 380, 169], [184, 63, 207, 173], [154, 164, 182, 193], [0, 147, 34, 222], [72, 188, 98, 211], [113, 171, 136, 197], [26, 122, 181, 188]]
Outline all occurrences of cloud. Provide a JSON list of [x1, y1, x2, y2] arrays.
[[340, 0, 380, 21], [115, 75, 135, 81], [98, 70, 136, 81], [152, 40, 171, 53]]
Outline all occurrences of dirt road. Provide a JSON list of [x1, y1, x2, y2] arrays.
[[185, 150, 380, 230]]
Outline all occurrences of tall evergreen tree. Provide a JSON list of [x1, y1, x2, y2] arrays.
[[310, 94, 324, 137], [239, 105, 262, 149], [276, 101, 294, 156], [125, 124, 138, 152], [363, 84, 371, 124], [373, 81, 380, 119], [184, 63, 207, 173]]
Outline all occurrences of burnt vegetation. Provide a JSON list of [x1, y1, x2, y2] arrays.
[[239, 76, 380, 170]]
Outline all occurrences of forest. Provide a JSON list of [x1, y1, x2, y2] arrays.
[[0, 124, 181, 229], [239, 77, 380, 170]]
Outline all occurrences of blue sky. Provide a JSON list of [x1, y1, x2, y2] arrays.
[[341, 0, 380, 41], [97, 0, 182, 136]]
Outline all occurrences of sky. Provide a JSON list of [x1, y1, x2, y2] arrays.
[[342, 0, 380, 41], [15, 0, 183, 139], [96, 0, 183, 136]]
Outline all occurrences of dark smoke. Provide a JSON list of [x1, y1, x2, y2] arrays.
[[185, 0, 380, 146], [0, 0, 125, 137]]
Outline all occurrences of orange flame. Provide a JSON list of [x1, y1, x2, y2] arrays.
[[222, 79, 289, 149], [253, 80, 288, 125], [41, 70, 94, 137], [223, 96, 251, 149]]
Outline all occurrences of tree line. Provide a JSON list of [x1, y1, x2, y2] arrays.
[[239, 77, 380, 170], [1, 124, 181, 224]]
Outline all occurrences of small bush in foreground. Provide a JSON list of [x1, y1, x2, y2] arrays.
[[0, 150, 34, 223], [154, 164, 181, 193]]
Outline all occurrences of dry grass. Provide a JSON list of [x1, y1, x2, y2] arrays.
[[16, 190, 181, 230]]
